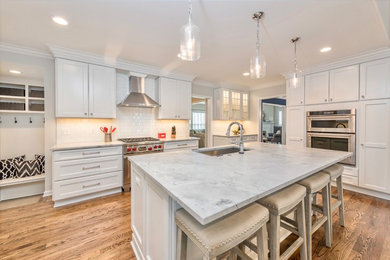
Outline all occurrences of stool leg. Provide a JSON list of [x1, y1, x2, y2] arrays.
[[296, 200, 307, 260], [269, 214, 281, 260], [304, 193, 312, 260], [177, 228, 187, 260], [328, 182, 333, 240], [322, 185, 332, 248], [337, 175, 345, 227], [257, 225, 268, 260]]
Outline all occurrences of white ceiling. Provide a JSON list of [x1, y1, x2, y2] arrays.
[[0, 0, 389, 89], [0, 61, 44, 81]]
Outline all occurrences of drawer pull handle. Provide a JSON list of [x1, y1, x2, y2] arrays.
[[82, 151, 101, 155], [82, 182, 101, 188], [82, 165, 101, 171], [177, 143, 188, 146]]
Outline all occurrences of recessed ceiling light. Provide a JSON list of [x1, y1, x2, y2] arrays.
[[320, 47, 332, 53], [9, 70, 21, 74], [242, 72, 250, 76], [52, 16, 68, 26]]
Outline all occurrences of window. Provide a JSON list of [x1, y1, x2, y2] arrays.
[[191, 111, 205, 130]]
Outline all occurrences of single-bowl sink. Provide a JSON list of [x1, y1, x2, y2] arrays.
[[194, 145, 251, 156]]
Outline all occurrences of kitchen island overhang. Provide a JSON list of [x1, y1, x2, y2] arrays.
[[129, 143, 351, 260]]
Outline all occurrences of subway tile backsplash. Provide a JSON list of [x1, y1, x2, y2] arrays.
[[56, 107, 189, 144]]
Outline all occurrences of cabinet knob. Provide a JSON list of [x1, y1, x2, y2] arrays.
[[325, 99, 328, 102], [330, 98, 333, 101], [361, 95, 365, 99], [84, 113, 87, 116], [361, 143, 364, 147], [300, 101, 303, 104], [90, 113, 93, 116]]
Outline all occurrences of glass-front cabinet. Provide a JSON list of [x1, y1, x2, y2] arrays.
[[213, 88, 249, 120]]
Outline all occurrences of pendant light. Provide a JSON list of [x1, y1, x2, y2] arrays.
[[179, 0, 200, 61], [250, 11, 266, 79], [291, 37, 300, 88]]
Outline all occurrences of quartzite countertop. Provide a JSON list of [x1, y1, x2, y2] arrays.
[[130, 142, 351, 225], [51, 141, 124, 151]]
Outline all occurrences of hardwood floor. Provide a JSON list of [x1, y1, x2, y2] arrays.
[[0, 189, 389, 260]]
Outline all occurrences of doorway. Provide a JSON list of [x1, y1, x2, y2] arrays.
[[260, 98, 286, 144], [189, 97, 210, 148]]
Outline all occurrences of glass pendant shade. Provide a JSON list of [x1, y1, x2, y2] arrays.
[[180, 22, 200, 61], [250, 49, 266, 79], [292, 72, 298, 88]]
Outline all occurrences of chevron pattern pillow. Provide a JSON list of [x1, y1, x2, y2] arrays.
[[35, 155, 45, 174], [14, 160, 40, 178], [0, 155, 25, 180]]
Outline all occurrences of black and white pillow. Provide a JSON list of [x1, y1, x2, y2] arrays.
[[14, 160, 40, 178], [35, 154, 45, 174], [0, 155, 25, 180]]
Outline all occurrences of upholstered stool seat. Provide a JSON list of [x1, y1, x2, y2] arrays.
[[257, 184, 307, 260], [298, 172, 331, 260], [176, 203, 269, 260], [322, 164, 345, 229]]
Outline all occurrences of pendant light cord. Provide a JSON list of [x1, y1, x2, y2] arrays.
[[188, 0, 192, 24], [256, 17, 260, 51], [294, 41, 297, 73]]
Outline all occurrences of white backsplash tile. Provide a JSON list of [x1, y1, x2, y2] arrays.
[[56, 107, 190, 144]]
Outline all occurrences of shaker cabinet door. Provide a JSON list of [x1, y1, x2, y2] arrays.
[[286, 77, 304, 106], [329, 65, 359, 102], [88, 64, 116, 118], [360, 57, 390, 100], [55, 59, 89, 117], [305, 72, 329, 105], [286, 106, 305, 147]]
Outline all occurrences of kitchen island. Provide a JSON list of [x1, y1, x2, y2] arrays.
[[129, 142, 351, 260]]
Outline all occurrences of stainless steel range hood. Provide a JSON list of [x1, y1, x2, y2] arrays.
[[118, 74, 160, 108]]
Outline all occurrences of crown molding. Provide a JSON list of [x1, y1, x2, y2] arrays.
[[49, 45, 196, 82], [282, 47, 390, 79], [0, 42, 53, 59]]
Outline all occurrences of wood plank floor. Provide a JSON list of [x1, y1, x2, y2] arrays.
[[0, 189, 389, 260]]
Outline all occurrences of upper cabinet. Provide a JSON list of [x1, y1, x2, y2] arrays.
[[360, 57, 390, 100], [157, 77, 191, 120], [55, 58, 116, 118], [213, 88, 249, 120], [286, 77, 304, 106], [305, 71, 330, 105], [304, 65, 359, 105]]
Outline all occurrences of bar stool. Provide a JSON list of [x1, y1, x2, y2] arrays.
[[257, 184, 307, 260], [298, 172, 331, 260], [322, 164, 345, 230], [175, 203, 269, 260]]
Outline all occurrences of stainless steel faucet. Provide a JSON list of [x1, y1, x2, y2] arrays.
[[226, 122, 245, 154]]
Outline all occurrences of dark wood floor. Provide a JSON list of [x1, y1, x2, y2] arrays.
[[0, 189, 389, 260]]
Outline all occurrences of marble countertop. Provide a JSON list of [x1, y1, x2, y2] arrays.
[[52, 141, 124, 151], [213, 134, 258, 137], [160, 136, 200, 142], [130, 142, 351, 225]]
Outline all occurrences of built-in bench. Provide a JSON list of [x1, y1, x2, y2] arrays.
[[0, 175, 45, 201]]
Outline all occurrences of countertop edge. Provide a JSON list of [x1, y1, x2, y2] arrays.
[[51, 141, 124, 151]]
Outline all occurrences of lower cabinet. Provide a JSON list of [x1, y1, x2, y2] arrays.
[[213, 134, 258, 146], [163, 139, 199, 152], [286, 106, 305, 147], [359, 99, 390, 194], [52, 145, 123, 207], [131, 163, 172, 260]]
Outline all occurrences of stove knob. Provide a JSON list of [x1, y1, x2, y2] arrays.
[[127, 147, 132, 152], [148, 147, 153, 151], [158, 145, 162, 149], [154, 145, 157, 149], [132, 147, 137, 151]]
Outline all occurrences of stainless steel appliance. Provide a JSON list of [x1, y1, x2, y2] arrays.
[[119, 137, 164, 191], [306, 109, 356, 165]]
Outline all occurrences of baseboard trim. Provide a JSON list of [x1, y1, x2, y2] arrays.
[[342, 183, 390, 201], [43, 190, 52, 197]]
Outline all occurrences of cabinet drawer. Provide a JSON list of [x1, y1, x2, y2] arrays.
[[53, 146, 123, 161], [52, 171, 122, 200], [53, 155, 122, 181], [164, 140, 199, 151]]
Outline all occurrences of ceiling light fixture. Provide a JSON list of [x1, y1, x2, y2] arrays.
[[9, 70, 21, 74], [243, 72, 250, 76], [52, 16, 68, 26], [291, 37, 300, 88], [179, 0, 200, 61], [250, 11, 266, 79], [320, 46, 332, 53]]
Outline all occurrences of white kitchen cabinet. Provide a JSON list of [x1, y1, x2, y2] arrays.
[[163, 139, 199, 152], [305, 71, 329, 105], [286, 77, 304, 106], [158, 77, 191, 120], [55, 58, 116, 118], [213, 134, 258, 146], [213, 88, 249, 120], [88, 64, 116, 118], [286, 106, 305, 147], [329, 65, 359, 102], [360, 57, 390, 100], [359, 99, 390, 194], [131, 164, 145, 253], [55, 59, 89, 117]]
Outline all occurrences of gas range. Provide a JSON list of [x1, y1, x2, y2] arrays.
[[118, 137, 164, 155]]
